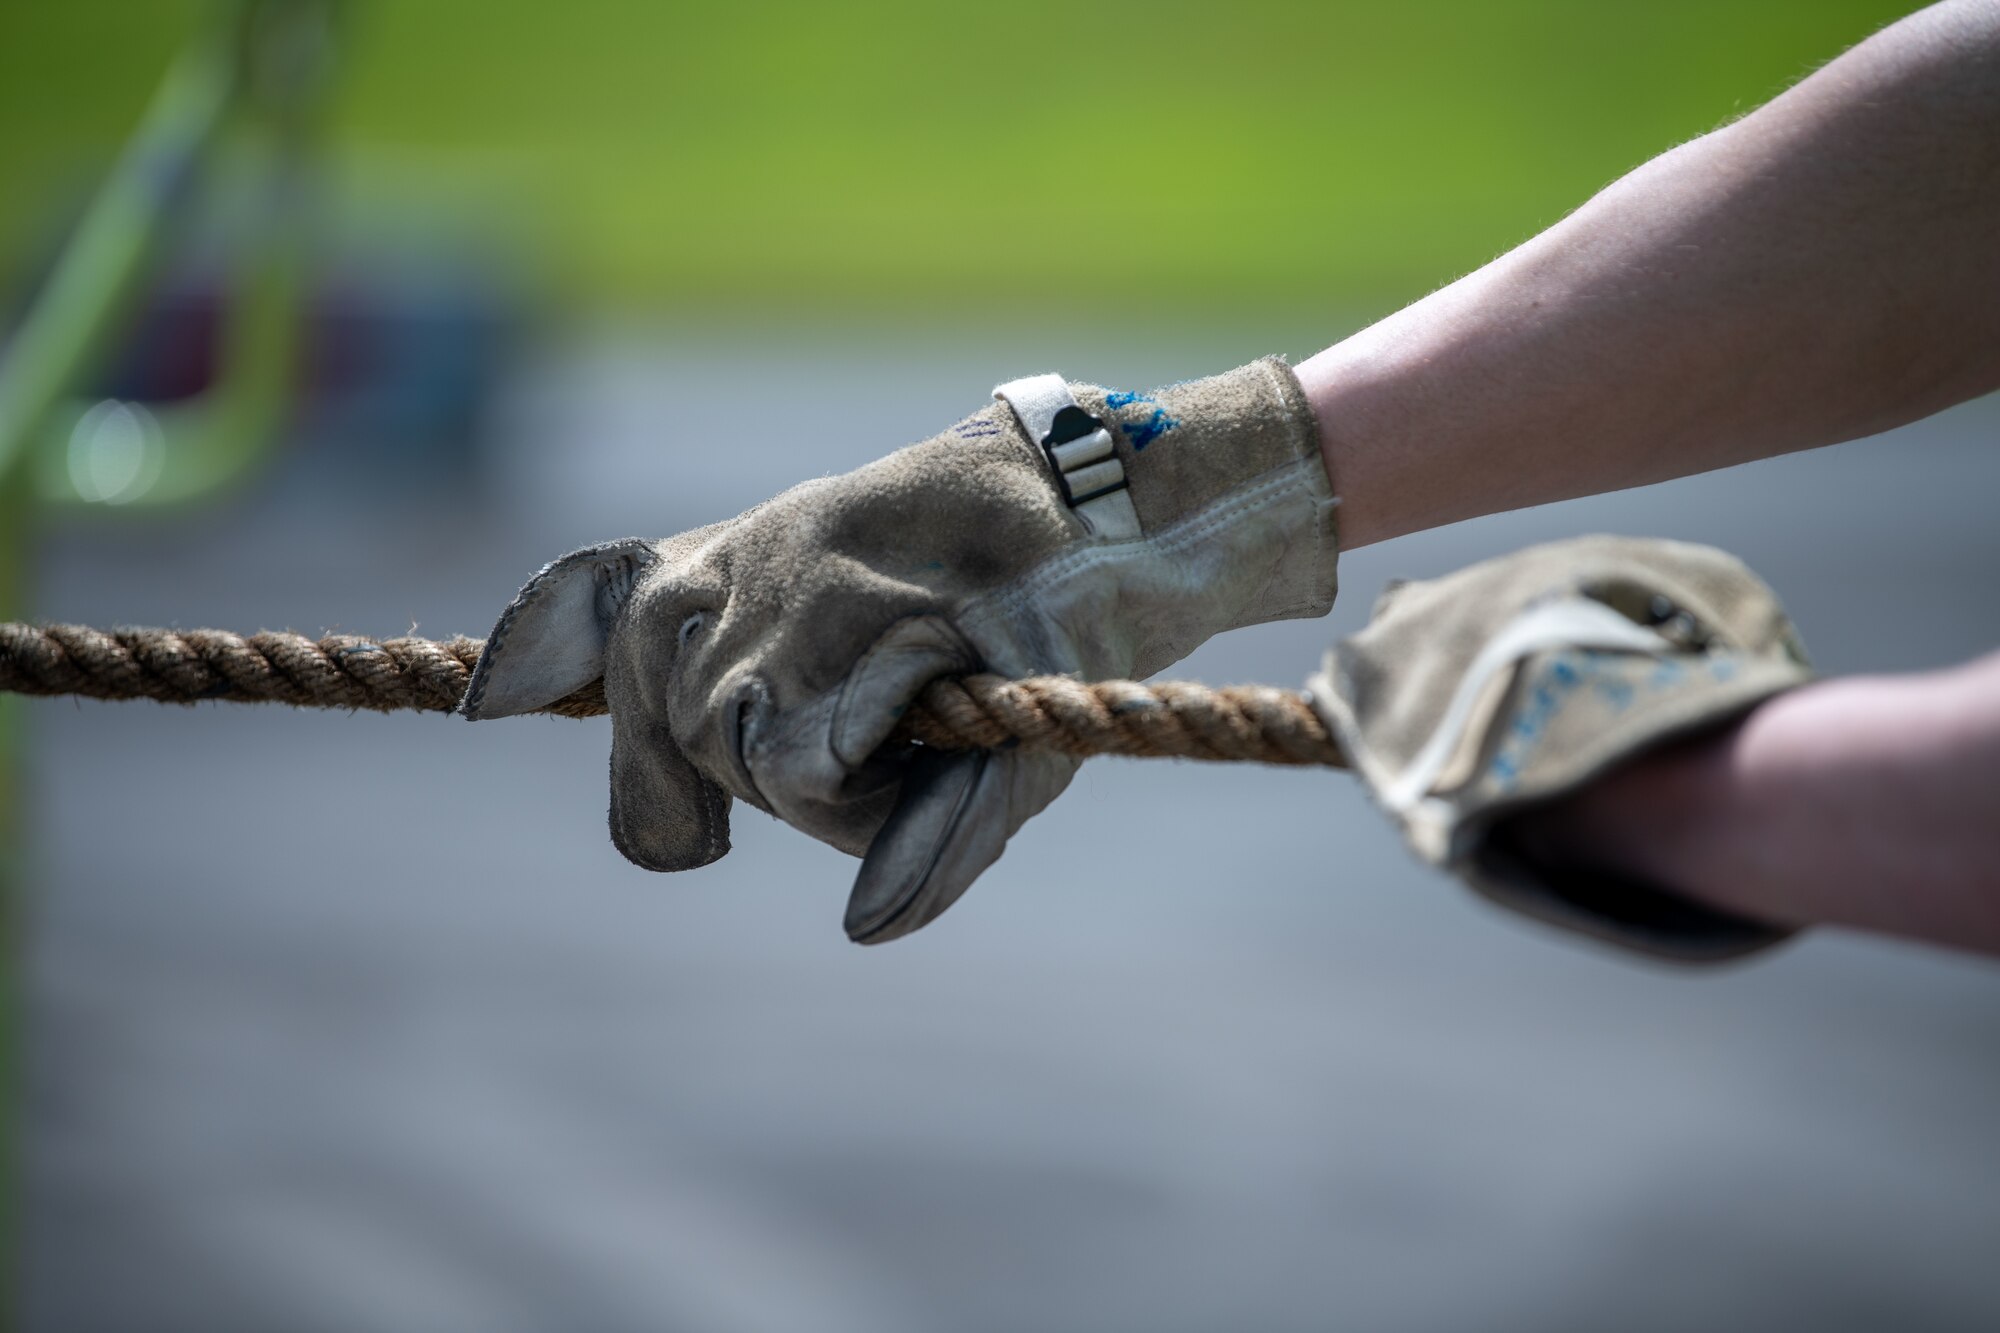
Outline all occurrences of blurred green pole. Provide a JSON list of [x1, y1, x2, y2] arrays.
[[0, 3, 336, 1314], [0, 467, 21, 1324], [0, 24, 237, 1311], [0, 24, 238, 479]]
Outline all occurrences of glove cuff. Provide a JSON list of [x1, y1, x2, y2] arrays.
[[1309, 536, 1813, 963], [989, 357, 1340, 677]]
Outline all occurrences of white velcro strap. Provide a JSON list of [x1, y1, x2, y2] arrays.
[[994, 374, 1142, 541], [1047, 430, 1114, 472]]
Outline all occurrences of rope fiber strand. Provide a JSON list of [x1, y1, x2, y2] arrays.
[[0, 621, 1348, 768]]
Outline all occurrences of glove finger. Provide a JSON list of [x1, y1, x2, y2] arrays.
[[829, 614, 977, 769], [844, 746, 1077, 944], [609, 709, 733, 871], [738, 614, 975, 858]]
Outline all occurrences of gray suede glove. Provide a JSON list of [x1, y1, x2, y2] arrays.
[[1308, 535, 1814, 963], [464, 357, 1338, 942]]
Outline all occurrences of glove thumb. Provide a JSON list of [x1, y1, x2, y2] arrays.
[[844, 746, 1077, 943]]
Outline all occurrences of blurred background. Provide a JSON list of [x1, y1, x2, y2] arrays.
[[5, 1, 1998, 1330]]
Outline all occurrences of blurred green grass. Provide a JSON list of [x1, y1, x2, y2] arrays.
[[0, 0, 1918, 319]]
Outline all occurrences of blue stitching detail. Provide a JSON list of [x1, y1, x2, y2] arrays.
[[1101, 390, 1179, 450], [1124, 407, 1179, 450]]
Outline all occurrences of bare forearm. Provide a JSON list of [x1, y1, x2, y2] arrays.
[[1301, 0, 2000, 548], [1533, 652, 2000, 957]]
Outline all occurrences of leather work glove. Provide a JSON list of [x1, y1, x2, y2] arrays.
[[463, 358, 1338, 942], [1308, 535, 1814, 963]]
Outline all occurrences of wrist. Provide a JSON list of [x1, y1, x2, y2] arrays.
[[1294, 287, 1530, 551], [1504, 722, 1784, 926], [1293, 335, 1407, 550]]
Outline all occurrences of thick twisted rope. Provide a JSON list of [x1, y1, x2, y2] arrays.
[[0, 622, 1348, 767]]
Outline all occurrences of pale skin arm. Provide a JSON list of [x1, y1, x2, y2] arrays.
[[1297, 0, 2000, 549], [1510, 654, 2000, 958], [1291, 0, 2000, 954]]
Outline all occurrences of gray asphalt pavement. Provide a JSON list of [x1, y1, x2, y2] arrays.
[[18, 330, 2000, 1332]]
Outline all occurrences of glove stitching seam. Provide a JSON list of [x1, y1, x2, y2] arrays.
[[962, 463, 1329, 631]]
